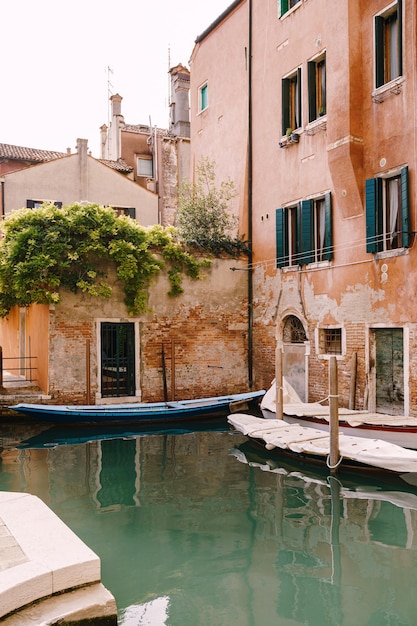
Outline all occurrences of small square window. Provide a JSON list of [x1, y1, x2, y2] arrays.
[[320, 328, 342, 355], [137, 157, 153, 178]]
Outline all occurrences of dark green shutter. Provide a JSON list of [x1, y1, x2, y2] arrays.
[[307, 61, 316, 122], [296, 67, 302, 128], [324, 192, 333, 260], [280, 0, 289, 17], [127, 208, 136, 219], [26, 200, 36, 208], [398, 1, 403, 77], [401, 166, 410, 248], [300, 200, 313, 265], [375, 16, 385, 87], [282, 78, 290, 136], [366, 178, 383, 252], [276, 208, 286, 268]]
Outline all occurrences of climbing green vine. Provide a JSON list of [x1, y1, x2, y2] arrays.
[[0, 202, 210, 317]]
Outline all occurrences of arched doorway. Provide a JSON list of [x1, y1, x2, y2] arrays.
[[282, 315, 308, 402]]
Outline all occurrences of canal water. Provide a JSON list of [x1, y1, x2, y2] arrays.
[[1, 418, 417, 625]]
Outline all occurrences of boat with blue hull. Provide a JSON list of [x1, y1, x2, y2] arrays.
[[9, 390, 265, 425]]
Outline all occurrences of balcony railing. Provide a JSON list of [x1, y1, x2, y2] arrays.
[[0, 347, 38, 389]]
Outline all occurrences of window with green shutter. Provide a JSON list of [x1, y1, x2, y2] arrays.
[[279, 0, 301, 17], [276, 204, 300, 268], [276, 193, 332, 268], [366, 166, 410, 253], [199, 83, 208, 112]]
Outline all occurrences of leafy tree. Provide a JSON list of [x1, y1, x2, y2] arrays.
[[176, 158, 249, 255], [0, 202, 209, 317]]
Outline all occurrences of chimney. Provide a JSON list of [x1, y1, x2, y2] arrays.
[[169, 64, 190, 138], [100, 124, 108, 160], [108, 94, 124, 160], [76, 139, 89, 201]]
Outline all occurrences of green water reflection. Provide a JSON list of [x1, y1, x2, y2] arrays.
[[1, 423, 417, 625]]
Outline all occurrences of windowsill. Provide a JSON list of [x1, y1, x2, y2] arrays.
[[317, 354, 345, 361], [281, 264, 300, 273], [305, 116, 327, 135], [279, 131, 301, 148], [197, 108, 208, 115], [306, 260, 331, 270], [375, 247, 408, 260], [372, 77, 404, 103]]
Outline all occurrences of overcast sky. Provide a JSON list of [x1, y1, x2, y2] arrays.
[[1, 0, 231, 157]]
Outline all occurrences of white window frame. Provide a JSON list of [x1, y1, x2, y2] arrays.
[[137, 157, 153, 178]]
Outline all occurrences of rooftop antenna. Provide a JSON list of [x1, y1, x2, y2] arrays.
[[167, 45, 171, 128]]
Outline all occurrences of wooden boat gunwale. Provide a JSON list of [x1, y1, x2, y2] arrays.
[[9, 390, 266, 425]]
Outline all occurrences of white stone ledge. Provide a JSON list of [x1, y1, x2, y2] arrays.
[[1, 583, 117, 625], [0, 491, 105, 620]]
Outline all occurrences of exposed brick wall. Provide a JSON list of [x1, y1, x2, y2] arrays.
[[252, 271, 373, 411], [45, 259, 250, 404], [140, 305, 248, 402]]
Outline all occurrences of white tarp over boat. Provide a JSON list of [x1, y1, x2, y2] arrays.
[[261, 379, 417, 427], [228, 413, 417, 474]]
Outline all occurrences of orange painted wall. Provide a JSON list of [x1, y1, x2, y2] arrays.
[[190, 0, 417, 414]]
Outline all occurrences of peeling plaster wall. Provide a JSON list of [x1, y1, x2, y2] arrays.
[[42, 258, 250, 403], [253, 259, 417, 414]]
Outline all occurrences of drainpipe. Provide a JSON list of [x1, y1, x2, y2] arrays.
[[247, 0, 253, 388], [0, 177, 5, 218]]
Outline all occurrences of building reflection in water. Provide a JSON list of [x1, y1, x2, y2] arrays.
[[1, 430, 417, 625]]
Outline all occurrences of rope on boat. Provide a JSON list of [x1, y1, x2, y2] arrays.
[[326, 454, 343, 470]]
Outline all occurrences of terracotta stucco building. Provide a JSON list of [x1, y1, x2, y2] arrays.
[[190, 0, 417, 415]]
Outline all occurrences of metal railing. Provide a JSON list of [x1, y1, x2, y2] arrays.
[[0, 346, 38, 387]]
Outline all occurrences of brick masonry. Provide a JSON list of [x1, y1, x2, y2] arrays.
[[45, 258, 251, 403]]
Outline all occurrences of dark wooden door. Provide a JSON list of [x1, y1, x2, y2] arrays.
[[101, 322, 135, 397], [375, 328, 403, 415]]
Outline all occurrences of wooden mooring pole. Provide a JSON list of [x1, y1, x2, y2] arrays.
[[329, 356, 340, 473], [0, 346, 3, 392], [275, 345, 284, 420], [162, 343, 168, 402], [171, 339, 175, 401], [86, 339, 91, 405]]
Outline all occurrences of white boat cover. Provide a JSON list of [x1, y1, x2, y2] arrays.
[[227, 413, 417, 474], [261, 379, 417, 427]]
